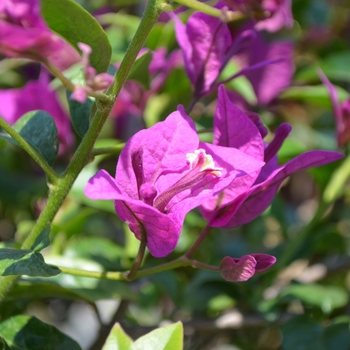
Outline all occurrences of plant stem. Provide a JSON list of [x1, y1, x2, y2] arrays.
[[185, 222, 212, 258], [42, 59, 76, 92], [58, 267, 126, 280], [0, 117, 59, 185], [0, 0, 163, 303], [125, 225, 147, 280], [92, 143, 125, 156], [108, 0, 164, 101], [51, 256, 220, 281], [172, 0, 224, 18]]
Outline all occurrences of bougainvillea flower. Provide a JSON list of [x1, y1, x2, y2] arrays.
[[174, 11, 284, 100], [85, 107, 264, 257], [221, 0, 293, 32], [0, 0, 79, 69], [220, 254, 276, 282], [71, 43, 113, 103], [235, 32, 294, 105], [201, 86, 343, 227], [0, 71, 73, 151], [174, 12, 233, 98], [319, 70, 350, 148]]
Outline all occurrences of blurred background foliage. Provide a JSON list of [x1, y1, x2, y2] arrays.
[[1, 0, 350, 349]]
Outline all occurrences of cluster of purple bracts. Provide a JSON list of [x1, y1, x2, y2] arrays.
[[85, 85, 342, 281], [0, 0, 344, 282]]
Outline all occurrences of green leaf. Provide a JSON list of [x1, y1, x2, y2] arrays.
[[0, 248, 60, 277], [1, 110, 59, 166], [66, 91, 92, 137], [323, 155, 350, 203], [133, 322, 183, 350], [41, 0, 112, 73], [323, 322, 350, 350], [281, 284, 348, 313], [102, 323, 133, 350], [0, 315, 82, 350], [64, 237, 126, 270], [128, 51, 153, 89], [0, 137, 6, 149], [7, 281, 92, 303], [280, 85, 349, 107], [281, 316, 324, 350], [296, 52, 350, 83], [31, 227, 51, 252]]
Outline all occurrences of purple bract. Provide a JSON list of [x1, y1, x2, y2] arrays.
[[0, 71, 73, 152], [85, 107, 264, 257], [220, 254, 276, 282], [0, 0, 79, 69], [319, 70, 350, 148], [201, 86, 343, 227]]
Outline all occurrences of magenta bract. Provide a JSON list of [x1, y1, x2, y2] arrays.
[[319, 70, 350, 148], [85, 107, 264, 257], [0, 72, 73, 152], [0, 0, 79, 69], [221, 0, 293, 32], [174, 12, 232, 98], [220, 254, 276, 282], [235, 32, 294, 105], [201, 86, 343, 227]]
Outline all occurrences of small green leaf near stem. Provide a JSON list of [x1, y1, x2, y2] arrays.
[[0, 117, 59, 185]]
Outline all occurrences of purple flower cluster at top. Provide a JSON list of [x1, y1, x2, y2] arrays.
[[222, 0, 293, 32], [0, 0, 79, 69], [173, 3, 294, 102], [200, 86, 342, 228]]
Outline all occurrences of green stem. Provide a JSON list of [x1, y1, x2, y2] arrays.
[[53, 257, 219, 281], [185, 222, 212, 258], [42, 59, 76, 92], [58, 267, 126, 280], [173, 0, 222, 17], [125, 223, 147, 279], [43, 59, 112, 103], [173, 0, 244, 21], [0, 0, 163, 303], [108, 0, 164, 101], [92, 143, 125, 156], [0, 117, 59, 185]]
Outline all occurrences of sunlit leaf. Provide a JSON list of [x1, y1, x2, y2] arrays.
[[0, 315, 82, 350], [133, 322, 183, 350], [102, 323, 133, 350], [41, 0, 112, 73], [0, 248, 60, 277], [66, 91, 92, 138]]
